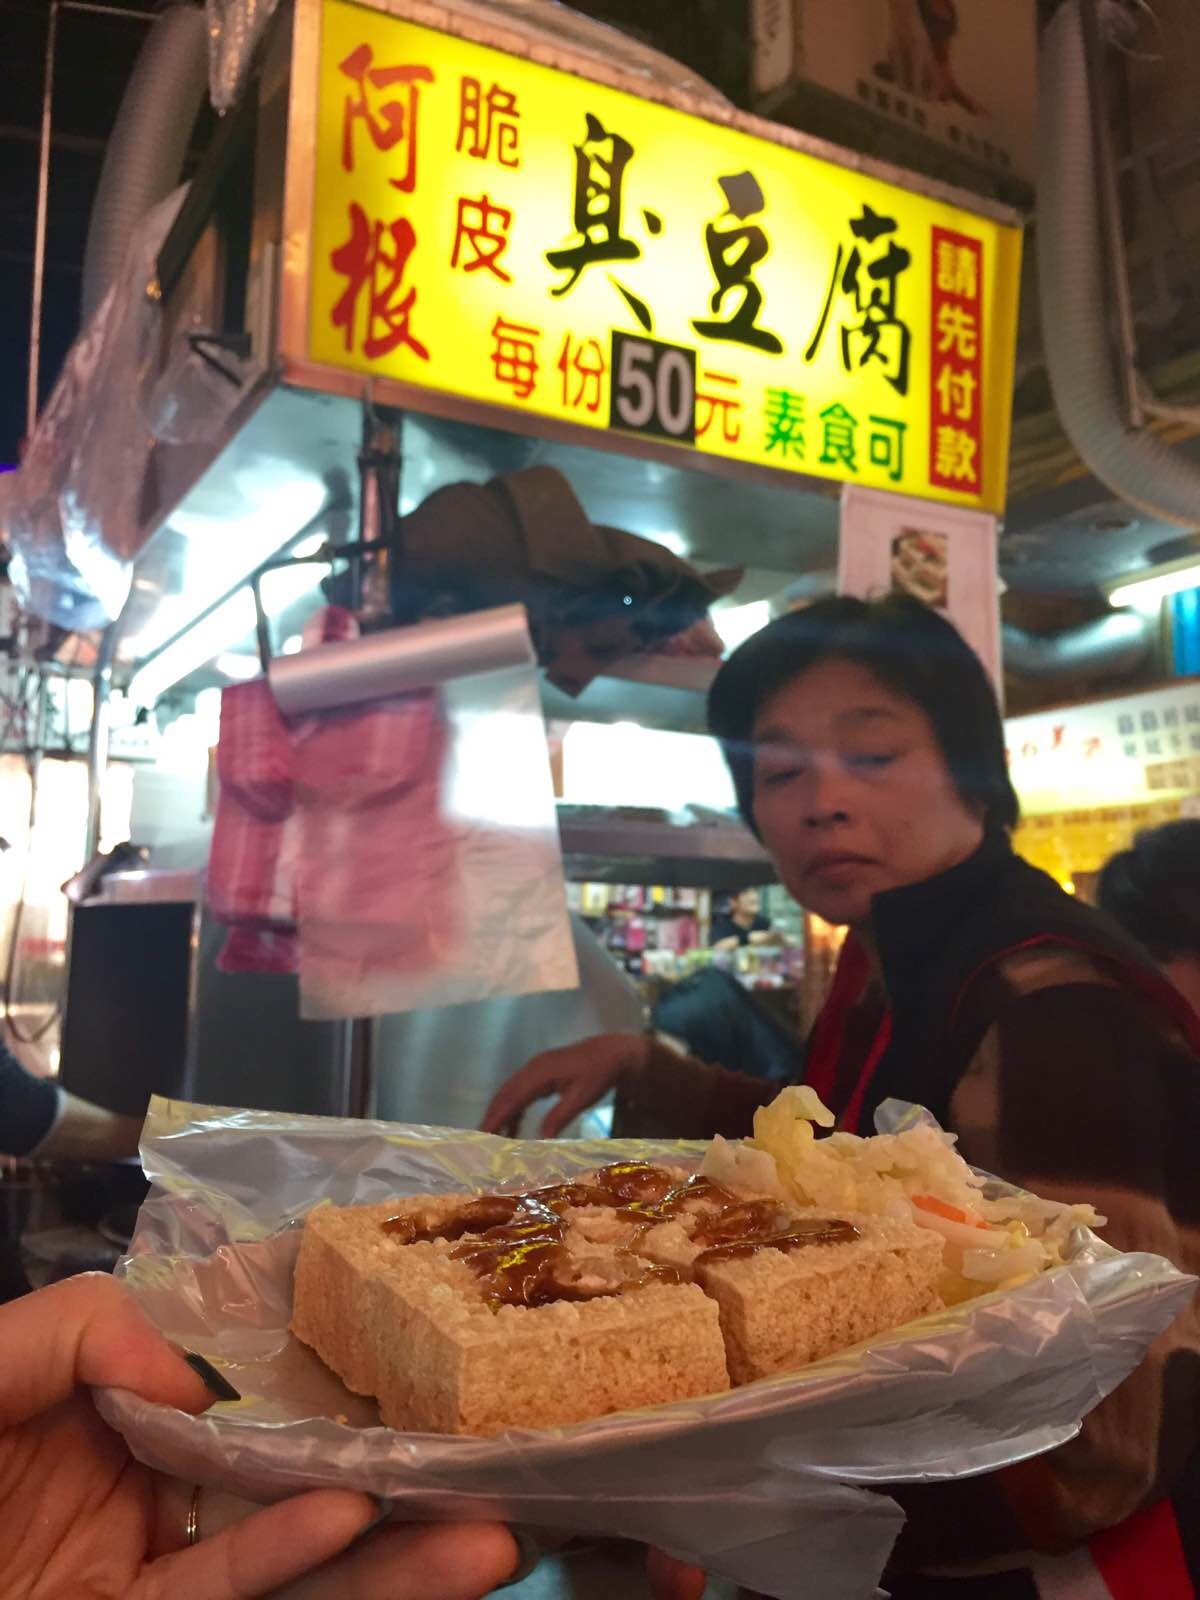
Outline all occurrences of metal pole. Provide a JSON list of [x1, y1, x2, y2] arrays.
[[346, 1016, 377, 1119], [26, 2, 59, 440], [26, 1, 153, 439], [60, 3, 155, 18], [84, 629, 115, 862], [1079, 0, 1144, 430]]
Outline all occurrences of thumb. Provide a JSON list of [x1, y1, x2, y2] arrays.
[[0, 1273, 215, 1427]]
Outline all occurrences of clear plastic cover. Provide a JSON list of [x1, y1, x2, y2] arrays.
[[98, 1097, 1196, 1599], [4, 189, 255, 633]]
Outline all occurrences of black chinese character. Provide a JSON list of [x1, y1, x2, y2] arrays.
[[546, 112, 657, 329], [692, 171, 782, 354], [805, 203, 912, 396]]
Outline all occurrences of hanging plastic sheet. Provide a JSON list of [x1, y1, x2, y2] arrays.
[[4, 186, 259, 633], [208, 605, 577, 1015], [3, 192, 185, 631], [100, 1097, 1196, 1600]]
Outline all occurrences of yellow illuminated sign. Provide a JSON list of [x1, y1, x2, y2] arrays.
[[309, 0, 1022, 510]]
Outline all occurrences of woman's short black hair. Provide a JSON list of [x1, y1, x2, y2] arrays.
[[707, 594, 1019, 837], [1097, 820, 1200, 962]]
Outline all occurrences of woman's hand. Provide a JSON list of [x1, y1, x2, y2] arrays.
[[481, 1033, 649, 1137], [0, 1273, 519, 1598]]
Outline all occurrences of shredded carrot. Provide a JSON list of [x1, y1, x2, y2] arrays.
[[912, 1194, 991, 1228]]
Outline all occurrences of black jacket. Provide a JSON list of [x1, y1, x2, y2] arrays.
[[0, 1048, 60, 1157], [859, 828, 1200, 1130]]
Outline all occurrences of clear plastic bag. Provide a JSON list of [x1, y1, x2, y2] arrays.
[[99, 1097, 1197, 1600]]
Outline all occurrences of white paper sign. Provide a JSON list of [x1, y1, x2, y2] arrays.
[[838, 485, 1002, 695]]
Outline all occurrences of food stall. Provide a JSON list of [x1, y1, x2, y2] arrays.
[[1006, 675, 1200, 900], [7, 0, 1022, 1129], [12, 12, 1200, 1600]]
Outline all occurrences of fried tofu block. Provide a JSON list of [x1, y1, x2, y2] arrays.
[[695, 1213, 943, 1383], [292, 1193, 730, 1436]]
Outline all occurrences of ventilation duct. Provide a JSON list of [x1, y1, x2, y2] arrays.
[[81, 2, 208, 322], [1001, 611, 1152, 681], [1037, 0, 1200, 525]]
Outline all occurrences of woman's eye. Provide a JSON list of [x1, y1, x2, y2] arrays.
[[846, 752, 896, 772], [758, 762, 806, 787]]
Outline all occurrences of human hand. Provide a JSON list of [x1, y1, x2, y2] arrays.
[[0, 1273, 519, 1598], [481, 1033, 648, 1138]]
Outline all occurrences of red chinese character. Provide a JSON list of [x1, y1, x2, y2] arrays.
[[491, 315, 540, 400], [330, 203, 430, 361], [1051, 724, 1067, 751], [339, 43, 434, 192], [556, 333, 606, 412], [449, 194, 513, 282], [696, 370, 742, 444], [457, 77, 520, 167], [1083, 736, 1103, 759]]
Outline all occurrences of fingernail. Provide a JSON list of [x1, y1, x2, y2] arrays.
[[181, 1350, 241, 1402], [496, 1528, 542, 1589]]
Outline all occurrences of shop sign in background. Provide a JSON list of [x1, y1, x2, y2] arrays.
[[1006, 679, 1200, 815], [308, 0, 1022, 511]]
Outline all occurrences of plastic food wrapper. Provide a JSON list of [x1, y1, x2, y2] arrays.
[[101, 1097, 1197, 1600]]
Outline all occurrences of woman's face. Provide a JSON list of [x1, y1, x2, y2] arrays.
[[751, 658, 986, 928]]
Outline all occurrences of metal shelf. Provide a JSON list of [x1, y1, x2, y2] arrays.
[[558, 810, 773, 891]]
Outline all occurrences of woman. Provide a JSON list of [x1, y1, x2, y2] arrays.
[[1098, 819, 1200, 1019], [484, 596, 1200, 1596], [0, 1272, 522, 1599]]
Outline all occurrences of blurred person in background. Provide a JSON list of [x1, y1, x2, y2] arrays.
[[1, 1035, 142, 1164], [486, 596, 1200, 1598], [0, 1038, 144, 1303], [708, 887, 781, 950], [1098, 819, 1200, 1019]]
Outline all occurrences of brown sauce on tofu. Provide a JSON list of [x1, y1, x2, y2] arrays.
[[380, 1163, 857, 1307], [695, 1216, 860, 1267]]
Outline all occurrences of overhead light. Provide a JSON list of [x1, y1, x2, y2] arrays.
[[291, 532, 328, 558], [215, 652, 262, 681], [1108, 557, 1200, 611], [127, 591, 256, 706], [132, 479, 329, 659], [126, 559, 329, 705], [712, 600, 771, 653]]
